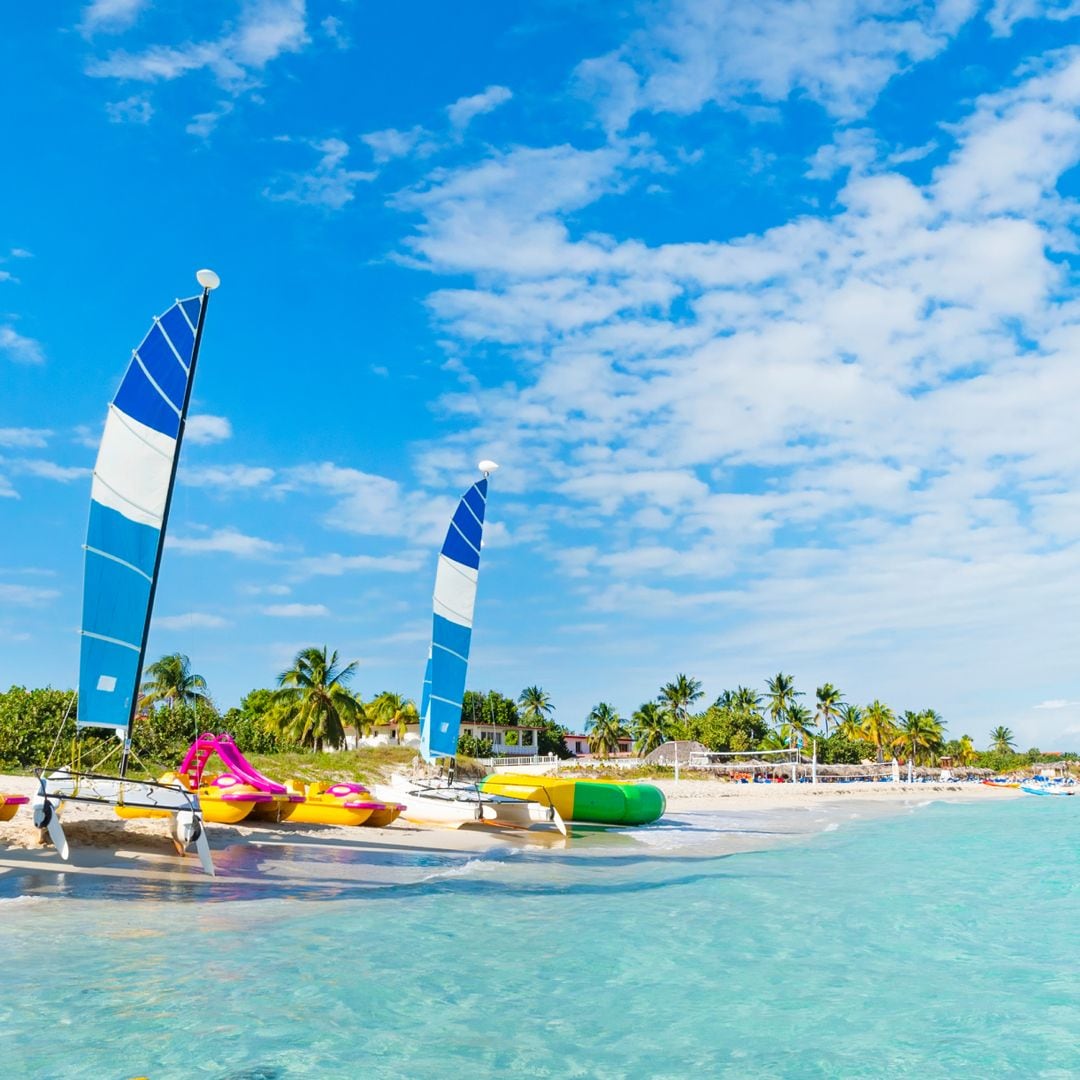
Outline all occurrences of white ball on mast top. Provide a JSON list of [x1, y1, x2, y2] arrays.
[[196, 268, 221, 290]]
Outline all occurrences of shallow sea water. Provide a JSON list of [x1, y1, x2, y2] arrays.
[[0, 798, 1076, 1079]]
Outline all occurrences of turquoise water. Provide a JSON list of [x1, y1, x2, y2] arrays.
[[1, 798, 1076, 1078]]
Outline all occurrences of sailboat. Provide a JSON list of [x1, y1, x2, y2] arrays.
[[375, 464, 565, 834], [30, 270, 222, 875]]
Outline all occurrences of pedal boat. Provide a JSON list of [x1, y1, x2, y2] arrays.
[[1, 794, 29, 821], [114, 771, 273, 825], [270, 780, 381, 827], [309, 781, 405, 826]]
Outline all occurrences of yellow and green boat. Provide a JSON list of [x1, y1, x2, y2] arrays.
[[479, 774, 665, 826]]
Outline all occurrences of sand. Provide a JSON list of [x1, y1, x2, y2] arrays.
[[0, 772, 1021, 893]]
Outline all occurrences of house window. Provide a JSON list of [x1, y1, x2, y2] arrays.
[[523, 730, 534, 746]]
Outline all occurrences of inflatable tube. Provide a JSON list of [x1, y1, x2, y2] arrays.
[[479, 775, 665, 825]]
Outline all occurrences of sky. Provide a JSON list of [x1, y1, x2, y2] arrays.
[[4, 1, 1080, 750]]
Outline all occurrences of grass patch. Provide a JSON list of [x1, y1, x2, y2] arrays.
[[246, 745, 419, 785]]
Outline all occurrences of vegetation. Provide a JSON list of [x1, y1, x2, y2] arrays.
[[139, 652, 209, 714], [5, 645, 1077, 782], [268, 646, 363, 752]]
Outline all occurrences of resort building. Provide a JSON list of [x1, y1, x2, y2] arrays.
[[563, 732, 635, 757], [350, 721, 541, 758]]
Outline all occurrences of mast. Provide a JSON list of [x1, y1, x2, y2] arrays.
[[119, 268, 219, 775]]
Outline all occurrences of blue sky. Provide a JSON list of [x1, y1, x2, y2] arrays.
[[4, 1, 1080, 749]]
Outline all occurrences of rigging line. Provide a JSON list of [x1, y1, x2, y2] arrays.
[[176, 297, 198, 335], [460, 496, 483, 529], [108, 403, 174, 460], [152, 316, 190, 375], [80, 629, 142, 653], [448, 519, 481, 556], [91, 472, 162, 524], [84, 545, 154, 583], [133, 351, 182, 417], [43, 690, 77, 772]]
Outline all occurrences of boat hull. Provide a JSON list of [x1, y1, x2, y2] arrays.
[[374, 775, 565, 834], [479, 774, 666, 825], [1, 796, 28, 822]]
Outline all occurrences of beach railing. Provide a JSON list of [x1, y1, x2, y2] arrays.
[[482, 753, 563, 769]]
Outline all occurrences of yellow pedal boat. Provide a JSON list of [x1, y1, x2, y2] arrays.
[[114, 772, 272, 825], [1, 794, 29, 822]]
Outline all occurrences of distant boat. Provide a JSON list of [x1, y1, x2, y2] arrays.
[[31, 270, 222, 874], [376, 464, 564, 834], [1020, 783, 1074, 797]]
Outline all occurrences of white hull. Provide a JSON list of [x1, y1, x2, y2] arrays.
[[374, 774, 566, 835], [32, 768, 214, 875]]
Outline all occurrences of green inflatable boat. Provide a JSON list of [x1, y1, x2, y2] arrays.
[[479, 774, 665, 825]]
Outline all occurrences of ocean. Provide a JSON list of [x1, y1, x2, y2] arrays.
[[0, 797, 1075, 1078]]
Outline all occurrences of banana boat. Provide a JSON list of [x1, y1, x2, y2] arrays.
[[479, 774, 665, 825]]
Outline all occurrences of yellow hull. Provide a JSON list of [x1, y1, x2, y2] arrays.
[[364, 805, 404, 827], [278, 798, 374, 827], [1, 799, 27, 822]]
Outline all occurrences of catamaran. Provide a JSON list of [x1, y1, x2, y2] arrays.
[[375, 464, 565, 834], [31, 270, 222, 875]]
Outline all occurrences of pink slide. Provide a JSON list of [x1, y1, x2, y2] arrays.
[[179, 733, 303, 802]]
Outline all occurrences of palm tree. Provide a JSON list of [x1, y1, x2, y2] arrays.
[[892, 710, 944, 766], [814, 683, 844, 737], [518, 686, 554, 725], [860, 700, 897, 763], [836, 703, 864, 740], [273, 646, 362, 752], [140, 653, 209, 715], [585, 702, 628, 759], [990, 725, 1016, 754], [368, 691, 417, 741], [631, 702, 670, 757], [765, 672, 801, 731], [785, 703, 816, 749], [955, 734, 976, 766], [658, 674, 704, 728]]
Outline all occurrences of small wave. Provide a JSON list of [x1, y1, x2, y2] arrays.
[[0, 895, 47, 906], [822, 822, 839, 833]]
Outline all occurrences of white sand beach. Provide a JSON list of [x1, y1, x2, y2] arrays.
[[0, 772, 1021, 893]]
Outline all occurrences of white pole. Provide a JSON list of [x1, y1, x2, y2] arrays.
[[812, 739, 818, 786], [673, 742, 680, 782]]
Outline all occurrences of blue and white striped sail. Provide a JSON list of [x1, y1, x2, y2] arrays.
[[420, 474, 490, 762], [77, 295, 204, 732]]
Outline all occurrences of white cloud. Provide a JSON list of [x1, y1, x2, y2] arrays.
[[183, 464, 275, 489], [105, 94, 154, 124], [264, 137, 375, 210], [575, 0, 979, 131], [238, 582, 291, 596], [168, 528, 281, 556], [185, 414, 233, 445], [262, 602, 330, 617], [291, 552, 424, 578], [156, 612, 231, 629], [361, 125, 436, 164], [987, 0, 1080, 35], [86, 0, 310, 120], [0, 583, 60, 606], [447, 84, 513, 132], [11, 460, 88, 482], [0, 428, 51, 449], [320, 14, 350, 49], [80, 0, 148, 34], [387, 47, 1080, 747], [1033, 698, 1079, 710], [185, 101, 234, 138], [10, 249, 32, 259], [0, 326, 44, 365]]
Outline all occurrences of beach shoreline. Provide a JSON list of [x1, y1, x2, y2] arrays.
[[0, 772, 1023, 894]]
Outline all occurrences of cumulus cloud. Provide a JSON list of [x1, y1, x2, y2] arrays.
[[264, 137, 375, 209], [0, 583, 60, 606], [168, 528, 281, 556], [185, 414, 233, 445], [80, 0, 148, 35], [182, 464, 275, 489], [0, 428, 52, 449], [156, 612, 231, 629], [105, 94, 154, 124], [361, 125, 436, 164], [0, 326, 44, 365], [575, 0, 978, 130], [447, 84, 512, 132], [389, 46, 1080, 744], [262, 602, 330, 617]]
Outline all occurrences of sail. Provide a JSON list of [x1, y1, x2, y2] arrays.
[[420, 475, 489, 762], [77, 294, 205, 732]]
